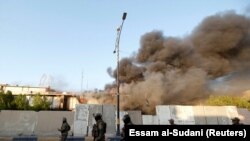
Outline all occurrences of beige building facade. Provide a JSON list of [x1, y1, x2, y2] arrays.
[[0, 84, 79, 110], [0, 84, 52, 95]]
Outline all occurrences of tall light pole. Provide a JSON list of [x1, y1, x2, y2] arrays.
[[113, 12, 127, 136]]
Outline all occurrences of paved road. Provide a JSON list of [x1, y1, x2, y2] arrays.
[[0, 136, 94, 141]]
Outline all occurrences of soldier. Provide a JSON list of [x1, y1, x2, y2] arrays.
[[92, 113, 106, 141], [58, 117, 71, 141], [121, 114, 133, 141], [231, 117, 244, 125], [168, 118, 176, 125]]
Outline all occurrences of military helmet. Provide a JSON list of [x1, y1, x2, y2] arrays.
[[168, 118, 174, 122], [123, 114, 131, 124], [63, 117, 67, 122], [94, 113, 102, 120], [231, 117, 240, 122]]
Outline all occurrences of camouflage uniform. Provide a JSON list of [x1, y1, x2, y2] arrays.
[[58, 117, 70, 141], [93, 113, 106, 141], [121, 114, 133, 141], [92, 123, 98, 141]]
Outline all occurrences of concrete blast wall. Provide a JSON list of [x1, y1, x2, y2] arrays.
[[0, 110, 74, 137], [0, 105, 249, 137], [0, 110, 37, 136], [74, 104, 142, 137], [142, 115, 159, 125], [151, 105, 240, 125]]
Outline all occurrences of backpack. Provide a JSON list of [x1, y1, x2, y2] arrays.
[[92, 124, 98, 137], [66, 123, 71, 131], [103, 121, 107, 134]]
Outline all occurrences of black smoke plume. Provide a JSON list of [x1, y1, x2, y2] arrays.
[[106, 11, 250, 114]]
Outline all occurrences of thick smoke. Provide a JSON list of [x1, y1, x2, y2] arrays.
[[106, 12, 250, 114], [245, 4, 250, 15]]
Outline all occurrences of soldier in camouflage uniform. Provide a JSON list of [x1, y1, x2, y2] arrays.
[[92, 113, 106, 141], [58, 117, 71, 141], [121, 114, 133, 141], [168, 118, 176, 125], [231, 117, 244, 125]]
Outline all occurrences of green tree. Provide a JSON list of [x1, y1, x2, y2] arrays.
[[206, 95, 250, 110], [32, 94, 51, 111], [14, 95, 30, 110], [0, 91, 16, 110], [0, 91, 5, 109]]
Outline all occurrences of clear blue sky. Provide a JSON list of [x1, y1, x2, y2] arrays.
[[0, 0, 249, 91]]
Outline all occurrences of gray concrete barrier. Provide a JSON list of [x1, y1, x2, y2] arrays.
[[12, 136, 37, 141], [0, 105, 249, 137]]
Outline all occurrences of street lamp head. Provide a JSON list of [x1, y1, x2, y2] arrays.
[[122, 12, 127, 20]]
